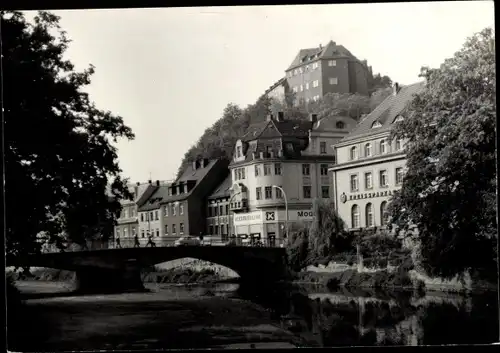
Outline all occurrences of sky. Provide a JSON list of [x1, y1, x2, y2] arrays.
[[25, 1, 495, 183]]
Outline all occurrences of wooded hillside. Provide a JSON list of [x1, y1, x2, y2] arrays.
[[176, 74, 394, 177]]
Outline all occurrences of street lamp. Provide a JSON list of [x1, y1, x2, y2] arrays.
[[228, 183, 242, 243], [272, 185, 288, 247]]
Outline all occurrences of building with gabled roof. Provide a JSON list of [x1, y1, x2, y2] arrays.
[[285, 40, 373, 104], [226, 110, 357, 245], [136, 158, 229, 246], [329, 81, 425, 231]]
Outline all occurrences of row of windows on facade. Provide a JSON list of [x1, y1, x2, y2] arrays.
[[233, 162, 331, 181], [253, 185, 330, 200], [349, 138, 404, 161], [288, 60, 337, 77], [208, 203, 230, 217], [350, 168, 404, 192], [140, 203, 185, 222], [351, 202, 389, 228], [120, 207, 137, 219], [116, 223, 187, 238], [292, 77, 338, 93]]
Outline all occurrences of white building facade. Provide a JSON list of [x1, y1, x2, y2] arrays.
[[330, 82, 425, 231]]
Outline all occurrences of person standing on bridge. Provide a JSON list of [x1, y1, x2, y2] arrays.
[[146, 234, 156, 247], [115, 236, 122, 249], [134, 234, 141, 248]]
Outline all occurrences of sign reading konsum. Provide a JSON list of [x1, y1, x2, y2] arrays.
[[233, 211, 262, 226]]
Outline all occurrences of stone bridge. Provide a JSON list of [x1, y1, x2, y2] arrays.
[[8, 246, 289, 293]]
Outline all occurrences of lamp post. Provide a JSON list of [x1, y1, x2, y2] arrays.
[[272, 185, 288, 247], [228, 183, 242, 243]]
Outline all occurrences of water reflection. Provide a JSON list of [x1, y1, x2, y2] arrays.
[[237, 283, 499, 346]]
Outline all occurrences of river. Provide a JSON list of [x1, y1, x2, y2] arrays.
[[8, 280, 499, 350]]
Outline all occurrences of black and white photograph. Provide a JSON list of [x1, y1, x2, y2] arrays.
[[3, 1, 498, 350]]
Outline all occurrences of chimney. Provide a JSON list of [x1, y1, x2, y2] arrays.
[[148, 180, 152, 184], [136, 182, 140, 186], [393, 82, 400, 95], [277, 111, 284, 122], [203, 158, 209, 168], [266, 114, 274, 122], [319, 43, 322, 49], [309, 113, 318, 123], [134, 185, 139, 199], [156, 180, 160, 186], [192, 160, 197, 170]]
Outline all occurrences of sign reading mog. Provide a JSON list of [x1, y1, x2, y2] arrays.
[[233, 210, 315, 225]]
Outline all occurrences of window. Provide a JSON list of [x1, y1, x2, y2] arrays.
[[255, 164, 260, 177], [303, 186, 312, 199], [321, 186, 329, 198], [274, 163, 282, 175], [225, 204, 229, 214], [305, 82, 309, 90], [320, 164, 328, 176], [328, 60, 337, 66], [285, 142, 294, 153], [302, 164, 310, 176], [313, 80, 319, 88], [395, 167, 404, 185], [208, 225, 213, 235], [293, 86, 298, 93], [313, 95, 320, 101], [336, 121, 345, 129], [365, 172, 373, 189], [214, 205, 219, 216], [180, 223, 184, 234], [132, 227, 136, 236], [155, 210, 159, 220], [256, 187, 262, 200], [141, 230, 145, 238], [294, 69, 298, 75], [172, 224, 177, 234], [380, 139, 387, 154], [329, 77, 338, 85], [380, 170, 389, 187], [219, 205, 224, 215], [364, 143, 372, 157], [300, 85, 303, 92], [275, 186, 283, 199], [141, 213, 144, 222], [164, 206, 168, 217], [372, 121, 382, 128], [241, 168, 246, 179], [265, 186, 273, 199], [350, 146, 358, 160], [124, 228, 128, 238], [320, 142, 327, 154], [150, 212, 154, 221], [395, 138, 403, 151], [366, 203, 374, 227], [164, 225, 169, 235], [264, 164, 271, 176], [312, 62, 319, 69], [394, 115, 404, 123], [180, 204, 184, 215], [156, 229, 160, 237], [131, 208, 136, 217], [350, 174, 359, 192], [380, 201, 389, 226], [172, 204, 176, 216], [351, 205, 360, 228], [236, 146, 242, 158], [116, 229, 120, 238]]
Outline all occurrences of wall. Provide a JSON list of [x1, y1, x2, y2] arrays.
[[334, 157, 406, 229], [138, 208, 164, 245], [286, 60, 324, 103], [321, 57, 350, 96], [163, 201, 189, 241]]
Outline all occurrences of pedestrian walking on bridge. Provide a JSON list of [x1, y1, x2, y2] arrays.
[[134, 235, 141, 248], [146, 235, 156, 247]]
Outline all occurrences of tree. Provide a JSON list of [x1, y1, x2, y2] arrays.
[[388, 27, 496, 281], [3, 11, 134, 258]]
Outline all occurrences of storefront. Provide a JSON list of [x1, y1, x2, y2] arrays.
[[232, 208, 315, 245]]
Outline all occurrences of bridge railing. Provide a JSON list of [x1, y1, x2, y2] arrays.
[[44, 236, 288, 252]]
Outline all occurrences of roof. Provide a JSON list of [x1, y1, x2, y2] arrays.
[[339, 81, 425, 143], [264, 77, 286, 95], [241, 118, 313, 142], [137, 159, 221, 212], [286, 40, 363, 71], [208, 173, 232, 200], [312, 115, 358, 133]]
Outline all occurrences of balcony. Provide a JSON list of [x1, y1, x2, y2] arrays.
[[229, 198, 248, 212]]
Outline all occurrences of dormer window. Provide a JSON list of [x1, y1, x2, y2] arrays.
[[364, 143, 372, 157], [236, 146, 242, 158], [394, 115, 404, 123], [336, 121, 345, 129], [372, 121, 382, 128]]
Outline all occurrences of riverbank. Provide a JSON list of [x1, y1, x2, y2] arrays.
[[293, 268, 497, 294], [8, 281, 304, 351]]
